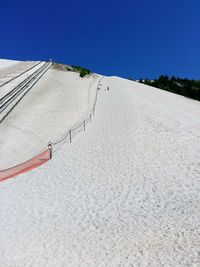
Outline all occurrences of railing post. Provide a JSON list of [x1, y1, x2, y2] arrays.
[[48, 142, 53, 159], [69, 130, 72, 143]]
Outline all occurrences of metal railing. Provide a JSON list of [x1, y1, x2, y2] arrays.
[[52, 76, 103, 152], [0, 62, 52, 123], [0, 61, 42, 88], [0, 75, 104, 182]]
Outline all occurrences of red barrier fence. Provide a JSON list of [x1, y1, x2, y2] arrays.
[[0, 76, 103, 183], [0, 149, 51, 182]]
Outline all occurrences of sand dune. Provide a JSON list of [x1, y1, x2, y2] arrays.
[[0, 61, 200, 266]]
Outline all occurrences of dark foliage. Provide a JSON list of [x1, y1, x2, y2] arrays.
[[140, 75, 200, 101], [52, 62, 92, 78], [72, 66, 92, 77]]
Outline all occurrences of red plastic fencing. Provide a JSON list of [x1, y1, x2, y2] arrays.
[[0, 76, 103, 183], [0, 149, 51, 183]]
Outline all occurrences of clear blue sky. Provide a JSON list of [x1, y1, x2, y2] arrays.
[[0, 0, 199, 79]]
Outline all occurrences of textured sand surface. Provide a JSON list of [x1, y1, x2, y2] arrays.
[[0, 59, 19, 71], [0, 67, 98, 168], [0, 75, 200, 266]]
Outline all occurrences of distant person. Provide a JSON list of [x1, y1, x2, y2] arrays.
[[107, 86, 109, 91]]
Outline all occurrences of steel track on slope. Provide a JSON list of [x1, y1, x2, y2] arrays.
[[0, 61, 42, 88], [0, 62, 53, 124], [0, 62, 50, 105]]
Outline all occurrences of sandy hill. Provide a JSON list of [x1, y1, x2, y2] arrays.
[[0, 59, 200, 266]]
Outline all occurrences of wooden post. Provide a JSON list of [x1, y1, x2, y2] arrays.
[[48, 142, 53, 159], [69, 130, 72, 143]]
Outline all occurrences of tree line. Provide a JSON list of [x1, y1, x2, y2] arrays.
[[138, 75, 200, 101]]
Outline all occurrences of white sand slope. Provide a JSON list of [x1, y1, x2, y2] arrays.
[[0, 59, 19, 71], [0, 67, 99, 168], [0, 75, 200, 266]]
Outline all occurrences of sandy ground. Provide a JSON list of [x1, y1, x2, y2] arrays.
[[0, 59, 19, 71], [0, 61, 44, 98], [0, 67, 99, 168], [0, 74, 200, 266]]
